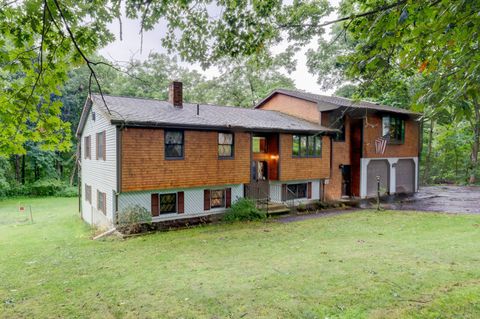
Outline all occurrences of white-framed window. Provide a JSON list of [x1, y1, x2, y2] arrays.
[[210, 189, 226, 208], [287, 183, 307, 199], [160, 193, 177, 214], [218, 132, 234, 158]]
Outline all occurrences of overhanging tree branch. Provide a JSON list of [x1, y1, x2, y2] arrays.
[[278, 0, 408, 29], [51, 0, 112, 114]]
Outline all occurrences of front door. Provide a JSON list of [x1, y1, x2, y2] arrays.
[[245, 161, 269, 200], [341, 165, 352, 197]]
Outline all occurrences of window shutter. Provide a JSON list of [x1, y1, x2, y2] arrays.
[[204, 189, 210, 211], [281, 184, 287, 201], [307, 182, 312, 199], [96, 133, 99, 160], [225, 188, 232, 208], [151, 193, 159, 216], [103, 192, 107, 214], [177, 191, 184, 214], [103, 131, 106, 161], [84, 137, 87, 159]]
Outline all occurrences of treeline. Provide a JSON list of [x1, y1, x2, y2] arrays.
[[0, 54, 295, 197]]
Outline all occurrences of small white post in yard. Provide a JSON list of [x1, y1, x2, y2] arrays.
[[376, 176, 381, 211], [29, 205, 33, 223]]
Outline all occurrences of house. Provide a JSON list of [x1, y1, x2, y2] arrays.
[[76, 82, 421, 228], [76, 82, 337, 227], [255, 89, 422, 200]]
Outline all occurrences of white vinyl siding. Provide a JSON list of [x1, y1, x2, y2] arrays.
[[118, 184, 243, 220], [269, 180, 321, 203], [80, 103, 117, 228]]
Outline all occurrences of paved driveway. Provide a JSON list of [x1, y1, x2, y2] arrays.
[[386, 185, 480, 214]]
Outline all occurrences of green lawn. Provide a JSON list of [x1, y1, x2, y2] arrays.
[[1, 197, 480, 318]]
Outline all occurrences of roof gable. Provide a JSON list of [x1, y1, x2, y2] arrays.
[[256, 88, 420, 116]]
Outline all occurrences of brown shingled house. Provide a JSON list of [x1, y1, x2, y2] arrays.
[[256, 88, 422, 200], [77, 82, 421, 228]]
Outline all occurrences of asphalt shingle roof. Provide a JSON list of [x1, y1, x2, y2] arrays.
[[89, 94, 336, 134], [256, 88, 420, 116]]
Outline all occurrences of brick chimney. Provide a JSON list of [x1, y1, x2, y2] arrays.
[[169, 81, 183, 108]]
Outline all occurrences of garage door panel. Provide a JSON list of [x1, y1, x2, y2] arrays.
[[367, 160, 390, 197], [396, 159, 415, 193]]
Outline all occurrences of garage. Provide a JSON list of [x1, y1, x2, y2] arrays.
[[367, 160, 390, 197], [395, 159, 415, 194]]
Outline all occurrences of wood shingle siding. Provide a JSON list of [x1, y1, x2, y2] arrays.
[[279, 133, 331, 181], [363, 115, 419, 158], [121, 128, 250, 192]]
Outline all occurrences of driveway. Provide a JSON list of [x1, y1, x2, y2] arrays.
[[383, 185, 480, 214]]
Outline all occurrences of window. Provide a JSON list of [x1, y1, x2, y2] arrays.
[[165, 130, 184, 158], [84, 136, 91, 159], [96, 131, 105, 160], [333, 117, 346, 142], [160, 193, 177, 214], [252, 136, 267, 153], [97, 190, 106, 214], [292, 134, 322, 157], [382, 116, 405, 144], [292, 135, 300, 156], [85, 184, 91, 203], [210, 189, 225, 208], [287, 183, 307, 199], [218, 133, 234, 158]]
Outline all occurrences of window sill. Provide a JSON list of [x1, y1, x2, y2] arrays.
[[165, 157, 184, 160], [218, 156, 235, 160], [292, 156, 322, 159]]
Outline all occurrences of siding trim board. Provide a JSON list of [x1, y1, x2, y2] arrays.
[[111, 121, 334, 135]]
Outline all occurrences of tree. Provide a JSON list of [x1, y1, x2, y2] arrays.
[[0, 0, 331, 156]]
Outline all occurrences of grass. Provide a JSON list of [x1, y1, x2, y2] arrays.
[[1, 197, 480, 318]]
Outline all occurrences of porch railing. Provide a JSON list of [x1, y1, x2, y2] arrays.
[[244, 182, 270, 214]]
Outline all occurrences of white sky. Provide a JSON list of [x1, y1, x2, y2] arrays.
[[99, 0, 341, 95]]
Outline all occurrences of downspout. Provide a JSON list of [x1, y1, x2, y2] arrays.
[[115, 125, 123, 225]]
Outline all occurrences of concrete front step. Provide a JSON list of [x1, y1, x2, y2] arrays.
[[257, 202, 291, 215]]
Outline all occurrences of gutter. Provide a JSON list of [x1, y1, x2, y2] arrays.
[[111, 120, 339, 136]]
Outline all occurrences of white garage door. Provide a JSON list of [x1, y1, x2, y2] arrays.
[[367, 160, 390, 197], [396, 159, 415, 194]]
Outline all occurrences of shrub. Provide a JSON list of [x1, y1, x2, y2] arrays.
[[55, 186, 78, 197], [296, 202, 307, 212], [223, 198, 266, 222], [116, 205, 152, 234], [29, 178, 63, 196]]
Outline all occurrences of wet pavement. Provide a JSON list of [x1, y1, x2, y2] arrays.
[[381, 185, 480, 214]]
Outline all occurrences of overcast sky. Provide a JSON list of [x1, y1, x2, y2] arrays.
[[99, 1, 341, 95]]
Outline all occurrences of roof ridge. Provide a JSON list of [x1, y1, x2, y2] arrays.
[[90, 93, 257, 110]]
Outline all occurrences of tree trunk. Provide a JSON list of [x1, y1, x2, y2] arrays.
[[14, 155, 21, 183], [21, 155, 26, 184], [422, 118, 434, 185], [469, 100, 480, 184]]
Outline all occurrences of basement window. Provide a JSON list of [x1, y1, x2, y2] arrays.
[[286, 183, 307, 199], [160, 193, 177, 214], [210, 189, 226, 209], [97, 190, 106, 215]]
